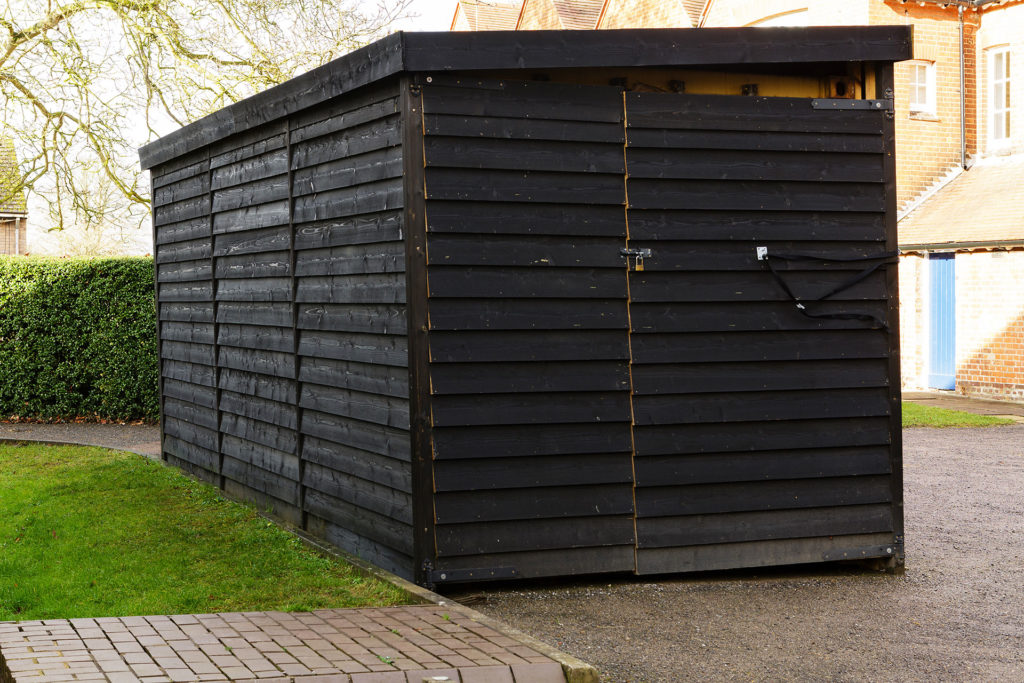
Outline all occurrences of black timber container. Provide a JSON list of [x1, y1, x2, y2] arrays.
[[140, 27, 913, 585]]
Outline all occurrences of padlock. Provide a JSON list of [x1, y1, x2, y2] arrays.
[[635, 254, 645, 272]]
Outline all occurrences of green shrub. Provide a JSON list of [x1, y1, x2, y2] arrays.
[[0, 257, 158, 421]]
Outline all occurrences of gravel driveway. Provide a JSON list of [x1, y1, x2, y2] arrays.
[[444, 426, 1024, 682]]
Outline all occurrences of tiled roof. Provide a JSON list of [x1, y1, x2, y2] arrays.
[[899, 155, 1024, 248], [0, 137, 27, 215], [683, 0, 708, 25], [552, 0, 604, 29], [452, 0, 523, 31]]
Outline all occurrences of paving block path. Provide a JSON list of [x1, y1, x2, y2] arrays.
[[0, 607, 569, 683]]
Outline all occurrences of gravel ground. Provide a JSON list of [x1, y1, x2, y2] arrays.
[[0, 422, 160, 457], [445, 426, 1024, 682]]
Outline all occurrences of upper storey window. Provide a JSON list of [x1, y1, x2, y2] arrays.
[[990, 47, 1011, 144]]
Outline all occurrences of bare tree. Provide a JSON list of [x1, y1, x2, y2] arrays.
[[0, 0, 409, 230]]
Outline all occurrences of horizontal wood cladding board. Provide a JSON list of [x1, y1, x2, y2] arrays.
[[221, 468, 301, 522], [625, 128, 884, 154], [620, 241, 893, 272], [303, 461, 412, 524], [298, 330, 408, 365], [427, 234, 625, 268], [152, 158, 208, 189], [633, 388, 890, 425], [434, 544, 636, 580], [630, 359, 889, 394], [634, 447, 892, 486], [426, 201, 625, 237], [216, 277, 290, 302], [626, 149, 883, 183], [429, 266, 625, 299], [308, 511, 413, 580], [162, 340, 215, 366], [216, 251, 291, 279], [627, 210, 885, 242], [289, 88, 399, 143], [628, 270, 886, 303], [425, 168, 624, 205], [295, 242, 405, 277], [221, 434, 299, 482], [421, 81, 623, 123], [293, 178, 403, 224], [163, 435, 218, 475], [221, 412, 297, 454], [157, 238, 212, 264], [636, 475, 892, 518], [295, 273, 406, 304], [290, 115, 401, 170], [429, 330, 628, 363], [294, 212, 403, 249], [425, 113, 623, 144], [304, 490, 413, 557], [220, 389, 297, 430], [292, 148, 404, 197], [218, 324, 294, 352], [211, 175, 288, 213], [158, 260, 213, 283], [217, 301, 292, 326], [161, 321, 214, 344], [432, 422, 632, 459], [302, 409, 410, 460], [303, 436, 411, 492], [300, 357, 408, 398], [214, 225, 291, 257], [162, 359, 216, 387], [164, 415, 218, 452], [434, 483, 635, 524], [635, 532, 897, 575], [430, 361, 629, 395], [154, 196, 210, 227], [436, 515, 636, 557], [629, 331, 888, 363], [298, 304, 407, 336], [431, 391, 632, 427], [299, 384, 410, 429], [159, 282, 213, 303], [629, 301, 889, 333], [164, 396, 218, 430], [626, 94, 885, 135], [211, 148, 288, 190], [158, 302, 211, 323], [634, 416, 891, 456], [637, 504, 893, 549], [424, 137, 624, 174], [428, 298, 629, 331], [434, 453, 634, 492], [212, 200, 289, 234], [220, 368, 297, 404], [218, 346, 295, 379], [157, 218, 211, 246], [627, 179, 884, 213], [210, 129, 286, 168], [163, 378, 216, 408]]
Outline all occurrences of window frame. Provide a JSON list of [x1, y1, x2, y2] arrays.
[[907, 60, 936, 117], [989, 46, 1011, 146]]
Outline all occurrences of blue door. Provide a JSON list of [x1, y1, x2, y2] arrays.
[[928, 253, 956, 390]]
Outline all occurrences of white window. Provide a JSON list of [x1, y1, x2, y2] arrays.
[[990, 47, 1011, 143], [908, 61, 935, 116]]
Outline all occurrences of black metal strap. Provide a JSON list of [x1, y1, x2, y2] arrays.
[[762, 251, 899, 329]]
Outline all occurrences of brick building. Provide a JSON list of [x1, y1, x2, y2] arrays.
[[450, 0, 1024, 401], [0, 137, 27, 255]]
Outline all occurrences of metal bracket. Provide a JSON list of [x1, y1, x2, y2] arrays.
[[428, 567, 518, 584], [756, 246, 768, 261], [620, 247, 652, 258], [811, 99, 893, 111]]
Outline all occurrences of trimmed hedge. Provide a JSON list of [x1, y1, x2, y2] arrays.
[[0, 257, 158, 421]]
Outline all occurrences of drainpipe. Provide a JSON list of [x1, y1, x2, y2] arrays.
[[959, 4, 967, 169]]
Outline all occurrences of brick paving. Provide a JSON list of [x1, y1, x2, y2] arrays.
[[0, 608, 568, 683]]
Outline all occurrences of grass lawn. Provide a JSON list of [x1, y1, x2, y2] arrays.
[[901, 402, 1016, 428], [0, 443, 410, 621]]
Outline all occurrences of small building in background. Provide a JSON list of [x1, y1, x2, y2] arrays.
[[0, 138, 28, 255], [450, 0, 522, 31]]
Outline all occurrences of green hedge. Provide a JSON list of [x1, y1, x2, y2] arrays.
[[0, 257, 158, 421]]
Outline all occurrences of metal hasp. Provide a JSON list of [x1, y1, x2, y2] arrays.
[[620, 247, 652, 258], [811, 98, 893, 111]]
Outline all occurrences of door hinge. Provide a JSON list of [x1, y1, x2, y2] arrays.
[[428, 567, 518, 584]]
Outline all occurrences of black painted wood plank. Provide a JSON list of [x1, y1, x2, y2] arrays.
[[626, 128, 884, 154], [434, 453, 634, 492], [298, 304, 407, 336], [290, 115, 401, 169], [163, 396, 218, 430], [217, 324, 294, 352], [292, 147, 404, 197], [637, 475, 892, 518], [627, 179, 885, 213], [633, 387, 890, 425], [211, 148, 288, 190], [305, 491, 414, 559], [421, 81, 623, 123], [153, 174, 210, 208], [425, 168, 625, 205], [163, 379, 217, 409], [626, 93, 884, 135], [290, 93, 400, 143], [627, 210, 885, 242], [634, 446, 891, 487], [629, 301, 889, 333], [424, 137, 625, 174], [627, 149, 883, 183], [424, 113, 624, 144], [214, 225, 291, 257], [221, 434, 300, 482], [635, 532, 897, 575], [156, 217, 211, 245], [629, 330, 888, 364], [430, 361, 630, 395], [631, 359, 889, 394], [309, 512, 413, 579], [426, 201, 625, 237], [303, 435, 412, 493], [428, 298, 628, 331], [221, 389, 298, 430], [427, 234, 625, 269], [432, 422, 632, 459], [218, 346, 296, 379], [295, 242, 405, 277], [299, 384, 410, 430], [432, 391, 632, 427], [211, 175, 291, 214], [217, 301, 293, 326], [429, 267, 625, 299], [219, 368, 297, 404], [216, 251, 291, 279], [436, 515, 636, 557], [152, 160, 209, 189], [298, 330, 408, 366], [222, 455, 300, 504], [211, 200, 290, 234], [301, 409, 411, 460], [158, 282, 213, 302], [429, 330, 628, 363], [157, 238, 212, 264], [161, 322, 215, 345], [162, 340, 215, 366], [162, 359, 216, 387], [159, 302, 215, 323], [622, 241, 891, 272], [303, 461, 413, 523], [294, 211, 404, 249], [434, 544, 636, 580], [292, 178, 404, 224], [629, 270, 887, 303], [296, 273, 406, 304], [216, 277, 291, 302], [164, 415, 219, 451], [163, 435, 218, 473], [634, 416, 891, 456], [154, 196, 210, 227], [435, 483, 635, 524], [299, 357, 409, 398], [221, 412, 297, 454], [637, 504, 893, 549], [210, 131, 286, 169]]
